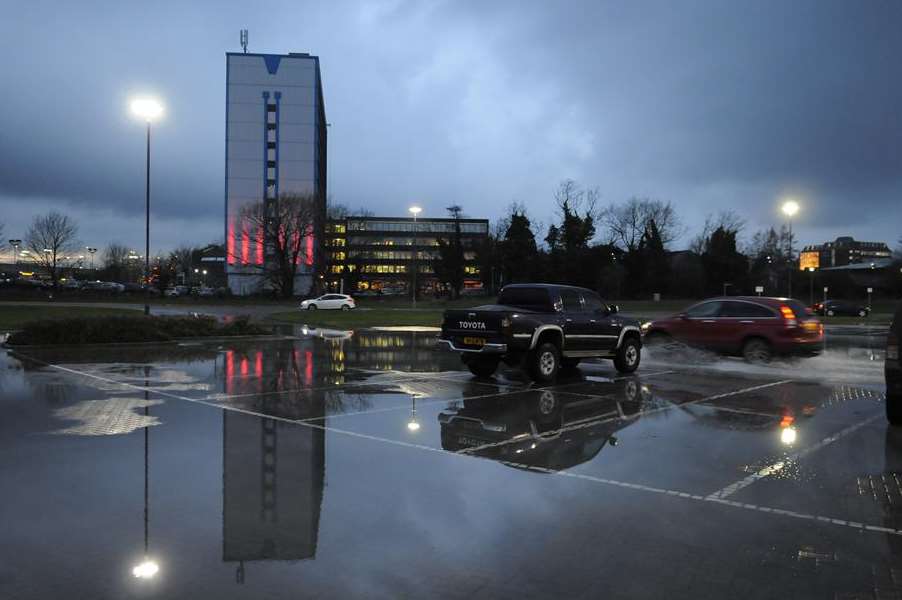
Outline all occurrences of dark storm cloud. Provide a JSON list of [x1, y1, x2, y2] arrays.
[[2, 0, 900, 250]]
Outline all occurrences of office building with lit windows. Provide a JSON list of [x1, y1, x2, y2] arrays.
[[325, 216, 489, 295], [225, 51, 327, 295], [799, 236, 892, 270]]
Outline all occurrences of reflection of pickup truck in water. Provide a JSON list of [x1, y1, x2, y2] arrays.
[[439, 381, 650, 471], [438, 284, 643, 382]]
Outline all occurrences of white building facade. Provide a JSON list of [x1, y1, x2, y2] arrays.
[[225, 52, 327, 295]]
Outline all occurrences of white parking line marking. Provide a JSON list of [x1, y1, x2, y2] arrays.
[[705, 411, 884, 501], [23, 357, 902, 539]]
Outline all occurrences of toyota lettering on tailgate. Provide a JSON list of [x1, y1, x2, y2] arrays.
[[458, 321, 487, 330]]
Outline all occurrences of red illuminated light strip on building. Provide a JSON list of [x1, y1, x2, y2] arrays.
[[256, 226, 264, 265], [227, 222, 235, 265]]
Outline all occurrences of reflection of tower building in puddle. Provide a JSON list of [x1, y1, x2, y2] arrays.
[[222, 342, 325, 583]]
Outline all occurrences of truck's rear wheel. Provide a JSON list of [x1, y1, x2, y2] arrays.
[[528, 342, 560, 383], [614, 337, 641, 373], [466, 357, 500, 378]]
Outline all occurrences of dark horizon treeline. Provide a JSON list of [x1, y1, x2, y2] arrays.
[[438, 180, 902, 301]]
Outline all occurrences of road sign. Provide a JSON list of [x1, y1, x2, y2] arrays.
[[867, 287, 873, 293], [755, 286, 764, 294], [823, 286, 828, 292]]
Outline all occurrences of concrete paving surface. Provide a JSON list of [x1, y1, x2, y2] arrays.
[[0, 326, 899, 599]]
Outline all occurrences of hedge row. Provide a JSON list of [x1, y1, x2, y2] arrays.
[[7, 315, 267, 346]]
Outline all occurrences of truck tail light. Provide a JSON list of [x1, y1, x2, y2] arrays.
[[888, 331, 899, 361], [779, 305, 797, 327]]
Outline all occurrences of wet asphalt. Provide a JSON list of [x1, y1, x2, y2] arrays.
[[0, 326, 899, 599]]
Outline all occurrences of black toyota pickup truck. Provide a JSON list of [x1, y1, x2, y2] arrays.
[[438, 284, 642, 382]]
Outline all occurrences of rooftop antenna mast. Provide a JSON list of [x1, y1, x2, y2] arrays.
[[240, 29, 248, 53]]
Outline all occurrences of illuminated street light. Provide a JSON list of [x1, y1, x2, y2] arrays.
[[132, 559, 160, 579], [130, 96, 164, 315], [130, 98, 164, 122], [780, 199, 800, 298], [781, 200, 799, 218], [409, 206, 422, 308]]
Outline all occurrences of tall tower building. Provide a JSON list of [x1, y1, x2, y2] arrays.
[[225, 51, 327, 295]]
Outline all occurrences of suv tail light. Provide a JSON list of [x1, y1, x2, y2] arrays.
[[888, 330, 899, 361], [779, 305, 798, 327]]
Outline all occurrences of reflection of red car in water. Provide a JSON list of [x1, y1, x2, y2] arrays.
[[642, 297, 823, 363], [438, 381, 649, 471]]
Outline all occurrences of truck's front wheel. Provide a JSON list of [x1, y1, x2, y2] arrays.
[[465, 357, 500, 378], [614, 336, 641, 373], [528, 342, 560, 383]]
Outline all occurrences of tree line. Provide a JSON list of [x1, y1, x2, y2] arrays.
[[431, 179, 902, 301]]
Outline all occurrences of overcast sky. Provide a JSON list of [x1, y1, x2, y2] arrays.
[[2, 0, 900, 255]]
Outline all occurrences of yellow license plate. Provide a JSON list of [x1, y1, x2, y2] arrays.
[[463, 337, 486, 346], [802, 322, 819, 332]]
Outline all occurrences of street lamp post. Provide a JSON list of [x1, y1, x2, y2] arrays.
[[408, 206, 422, 307], [202, 269, 207, 287], [807, 267, 815, 306], [131, 98, 164, 316], [86, 247, 97, 270], [8, 239, 21, 266], [781, 200, 799, 298]]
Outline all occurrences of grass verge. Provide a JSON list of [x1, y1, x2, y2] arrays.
[[269, 308, 443, 329], [0, 305, 140, 331], [6, 315, 267, 346]]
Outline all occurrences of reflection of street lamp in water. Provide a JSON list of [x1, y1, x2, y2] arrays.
[[780, 426, 797, 446], [132, 365, 160, 580], [407, 396, 420, 432]]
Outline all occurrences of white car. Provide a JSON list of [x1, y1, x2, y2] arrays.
[[300, 294, 356, 311]]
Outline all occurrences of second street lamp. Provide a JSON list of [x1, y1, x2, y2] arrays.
[[408, 205, 422, 307], [131, 97, 164, 315], [781, 199, 800, 298]]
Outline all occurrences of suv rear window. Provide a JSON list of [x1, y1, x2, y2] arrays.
[[721, 301, 775, 318], [497, 287, 553, 311]]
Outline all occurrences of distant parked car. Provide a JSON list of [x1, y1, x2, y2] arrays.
[[811, 299, 870, 317], [887, 302, 901, 425], [196, 287, 216, 297], [164, 285, 189, 298], [300, 294, 356, 311], [642, 296, 824, 363], [60, 278, 82, 289]]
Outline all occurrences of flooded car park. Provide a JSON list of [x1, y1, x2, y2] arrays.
[[0, 327, 899, 599]]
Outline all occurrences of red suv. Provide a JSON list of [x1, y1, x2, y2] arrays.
[[642, 297, 824, 363]]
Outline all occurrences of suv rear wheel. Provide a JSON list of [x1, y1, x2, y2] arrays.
[[742, 338, 772, 364], [614, 337, 641, 373], [528, 342, 560, 383]]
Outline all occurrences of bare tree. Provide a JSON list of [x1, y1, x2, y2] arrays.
[[600, 197, 684, 252], [237, 192, 319, 297], [26, 211, 79, 286], [102, 242, 138, 283], [169, 245, 194, 283], [689, 210, 745, 254]]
